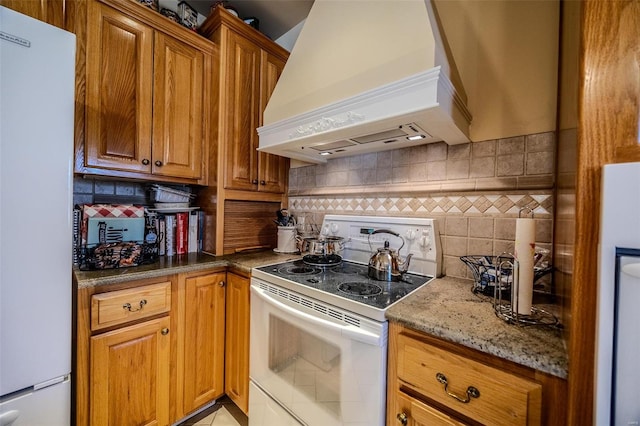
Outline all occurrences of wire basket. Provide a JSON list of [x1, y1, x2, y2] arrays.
[[460, 254, 553, 296], [77, 241, 159, 270]]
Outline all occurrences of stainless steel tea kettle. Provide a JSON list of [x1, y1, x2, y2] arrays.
[[367, 229, 413, 281]]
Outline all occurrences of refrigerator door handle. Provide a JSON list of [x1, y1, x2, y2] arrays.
[[0, 410, 20, 425], [33, 375, 68, 391], [621, 262, 640, 279]]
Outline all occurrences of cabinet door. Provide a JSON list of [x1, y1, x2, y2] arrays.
[[85, 1, 153, 174], [0, 0, 64, 27], [152, 33, 205, 180], [223, 30, 261, 191], [258, 51, 289, 193], [224, 272, 250, 414], [183, 272, 226, 414], [90, 316, 171, 426]]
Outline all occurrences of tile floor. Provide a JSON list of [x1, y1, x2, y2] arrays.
[[178, 396, 247, 426]]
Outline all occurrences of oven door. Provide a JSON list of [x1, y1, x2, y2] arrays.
[[249, 278, 387, 426]]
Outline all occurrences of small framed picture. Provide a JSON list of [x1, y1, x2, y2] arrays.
[[178, 1, 198, 30]]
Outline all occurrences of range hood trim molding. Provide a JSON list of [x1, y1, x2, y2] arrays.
[[257, 66, 472, 164]]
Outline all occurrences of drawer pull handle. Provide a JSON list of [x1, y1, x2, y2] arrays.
[[435, 372, 480, 403], [123, 299, 147, 312], [396, 412, 408, 425]]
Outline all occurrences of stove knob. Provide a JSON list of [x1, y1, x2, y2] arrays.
[[321, 224, 330, 236], [419, 231, 431, 249], [330, 223, 339, 235], [405, 229, 416, 241]]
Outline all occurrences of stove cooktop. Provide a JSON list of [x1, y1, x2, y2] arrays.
[[252, 259, 433, 322]]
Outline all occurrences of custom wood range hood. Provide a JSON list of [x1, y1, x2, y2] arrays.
[[257, 0, 472, 164]]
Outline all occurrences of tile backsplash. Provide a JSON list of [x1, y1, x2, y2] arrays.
[[288, 131, 556, 283]]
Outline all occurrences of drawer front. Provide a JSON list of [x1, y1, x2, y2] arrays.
[[397, 333, 541, 426], [91, 282, 171, 331]]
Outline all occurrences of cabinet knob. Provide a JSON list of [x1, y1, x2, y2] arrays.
[[155, 160, 163, 167], [396, 412, 408, 425], [251, 179, 258, 185], [161, 327, 169, 335], [260, 180, 266, 185], [435, 372, 480, 403], [141, 159, 150, 165], [218, 280, 225, 287]]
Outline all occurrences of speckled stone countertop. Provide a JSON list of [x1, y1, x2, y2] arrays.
[[386, 276, 568, 379], [75, 253, 568, 379], [73, 250, 301, 289]]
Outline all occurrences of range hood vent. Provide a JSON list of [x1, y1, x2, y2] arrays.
[[257, 0, 472, 164]]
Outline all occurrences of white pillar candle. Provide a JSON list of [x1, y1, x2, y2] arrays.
[[514, 218, 536, 315]]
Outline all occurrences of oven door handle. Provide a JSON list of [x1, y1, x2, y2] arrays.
[[252, 285, 384, 347]]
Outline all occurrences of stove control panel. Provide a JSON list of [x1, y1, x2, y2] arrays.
[[321, 215, 443, 277]]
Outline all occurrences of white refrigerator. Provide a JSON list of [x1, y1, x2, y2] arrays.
[[0, 6, 75, 425], [596, 162, 640, 425]]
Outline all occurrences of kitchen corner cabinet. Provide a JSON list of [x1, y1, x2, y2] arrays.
[[224, 271, 251, 414], [76, 268, 226, 426], [387, 322, 567, 426], [80, 0, 214, 184], [200, 7, 289, 194]]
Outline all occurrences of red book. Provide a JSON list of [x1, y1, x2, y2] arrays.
[[176, 212, 188, 255]]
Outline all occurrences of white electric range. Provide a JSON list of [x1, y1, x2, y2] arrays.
[[249, 215, 442, 426]]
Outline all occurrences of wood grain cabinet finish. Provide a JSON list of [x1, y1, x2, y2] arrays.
[[387, 322, 567, 426], [180, 271, 226, 416], [224, 272, 250, 414], [0, 0, 65, 28], [200, 7, 289, 195], [81, 0, 212, 184], [90, 316, 171, 426]]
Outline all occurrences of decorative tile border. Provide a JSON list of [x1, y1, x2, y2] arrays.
[[289, 192, 553, 217]]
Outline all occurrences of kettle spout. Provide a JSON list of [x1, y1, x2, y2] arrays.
[[398, 253, 413, 273]]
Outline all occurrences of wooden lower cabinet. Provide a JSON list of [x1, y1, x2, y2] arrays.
[[90, 316, 171, 426], [387, 322, 567, 426], [76, 269, 227, 426], [224, 271, 250, 414], [180, 271, 226, 416]]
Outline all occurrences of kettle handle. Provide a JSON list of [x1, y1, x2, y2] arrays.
[[369, 229, 405, 253]]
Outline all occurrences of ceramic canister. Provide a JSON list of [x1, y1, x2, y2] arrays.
[[277, 226, 297, 253]]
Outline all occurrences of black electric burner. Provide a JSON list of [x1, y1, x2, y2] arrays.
[[302, 253, 343, 266], [254, 259, 433, 320]]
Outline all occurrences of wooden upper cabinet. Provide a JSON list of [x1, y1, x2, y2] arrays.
[[81, 0, 212, 184], [86, 1, 154, 174], [201, 7, 289, 194], [0, 0, 65, 28], [152, 33, 205, 180], [223, 30, 261, 191]]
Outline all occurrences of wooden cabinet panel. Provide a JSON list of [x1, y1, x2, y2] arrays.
[[223, 30, 261, 191], [0, 0, 65, 28], [224, 272, 250, 414], [85, 0, 153, 173], [152, 33, 205, 180], [259, 51, 289, 194], [90, 316, 171, 426], [91, 281, 171, 331], [182, 272, 226, 414], [395, 392, 467, 426]]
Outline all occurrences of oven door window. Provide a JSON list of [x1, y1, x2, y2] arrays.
[[250, 283, 387, 426]]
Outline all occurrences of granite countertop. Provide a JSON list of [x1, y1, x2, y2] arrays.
[[74, 250, 301, 289], [386, 276, 568, 379], [75, 253, 568, 379]]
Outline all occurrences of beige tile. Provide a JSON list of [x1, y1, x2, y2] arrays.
[[498, 136, 525, 154], [494, 218, 516, 240], [315, 173, 327, 187], [447, 143, 471, 160], [444, 255, 469, 279], [469, 218, 494, 238], [535, 219, 554, 243], [427, 142, 448, 161], [526, 151, 555, 175], [392, 148, 411, 167], [497, 153, 524, 176], [376, 151, 392, 169], [517, 175, 554, 189], [361, 153, 378, 169], [445, 217, 468, 237], [470, 156, 495, 178], [526, 132, 555, 152], [376, 167, 392, 184], [475, 177, 518, 191], [408, 145, 429, 164], [348, 155, 363, 170], [327, 157, 350, 173], [348, 170, 363, 186], [444, 236, 467, 256], [427, 161, 447, 181], [446, 159, 469, 180], [392, 166, 409, 183], [326, 171, 348, 186], [472, 140, 497, 158], [468, 238, 493, 255], [494, 239, 515, 256], [408, 163, 428, 182]]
